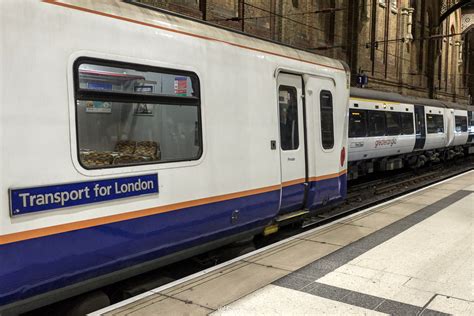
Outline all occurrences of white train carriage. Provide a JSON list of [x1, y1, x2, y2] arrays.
[[468, 106, 474, 149], [444, 106, 469, 147], [422, 105, 448, 151], [0, 0, 349, 313], [348, 96, 416, 162], [348, 88, 470, 179]]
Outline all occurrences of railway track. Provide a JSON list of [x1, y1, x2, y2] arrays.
[[26, 159, 474, 316], [302, 157, 473, 229]]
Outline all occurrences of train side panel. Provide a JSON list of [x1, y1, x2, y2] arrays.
[[347, 99, 416, 162], [446, 109, 469, 147], [423, 106, 447, 150], [305, 75, 348, 209]]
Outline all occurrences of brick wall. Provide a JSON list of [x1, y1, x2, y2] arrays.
[[136, 0, 470, 104]]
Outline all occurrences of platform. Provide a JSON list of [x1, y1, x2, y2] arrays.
[[93, 171, 473, 316]]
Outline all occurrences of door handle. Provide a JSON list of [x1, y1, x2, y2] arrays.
[[288, 157, 296, 161]]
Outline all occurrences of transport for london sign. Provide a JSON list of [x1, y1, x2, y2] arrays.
[[9, 174, 159, 216]]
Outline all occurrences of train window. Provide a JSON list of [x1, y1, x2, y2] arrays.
[[426, 114, 444, 134], [349, 109, 367, 138], [320, 91, 334, 149], [385, 112, 401, 136], [468, 111, 474, 127], [367, 111, 386, 136], [400, 113, 414, 134], [77, 63, 197, 98], [279, 86, 299, 150], [74, 58, 202, 169], [455, 116, 468, 132]]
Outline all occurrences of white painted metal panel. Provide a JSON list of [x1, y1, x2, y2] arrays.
[[0, 0, 349, 236], [348, 99, 416, 162], [424, 106, 447, 150], [277, 73, 306, 186]]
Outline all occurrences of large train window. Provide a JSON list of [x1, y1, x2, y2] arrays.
[[455, 116, 468, 132], [426, 114, 444, 134], [400, 113, 414, 134], [349, 109, 367, 138], [74, 58, 202, 169], [468, 111, 474, 128], [385, 112, 401, 136], [320, 91, 334, 149], [279, 86, 299, 150], [367, 111, 386, 136]]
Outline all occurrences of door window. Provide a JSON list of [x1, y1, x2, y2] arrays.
[[279, 86, 299, 150], [320, 90, 334, 149]]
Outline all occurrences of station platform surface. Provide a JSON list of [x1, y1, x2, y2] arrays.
[[93, 171, 473, 316]]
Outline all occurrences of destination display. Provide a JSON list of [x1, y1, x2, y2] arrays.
[[10, 174, 159, 216]]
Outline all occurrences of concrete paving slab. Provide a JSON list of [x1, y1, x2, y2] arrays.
[[464, 184, 474, 191], [400, 194, 446, 206], [246, 239, 340, 271], [160, 261, 249, 296], [318, 193, 473, 308], [418, 188, 459, 199], [432, 182, 471, 191], [210, 285, 387, 316], [303, 223, 377, 246], [104, 294, 212, 316], [343, 211, 404, 230], [171, 262, 288, 310], [376, 201, 425, 217], [318, 269, 435, 307], [425, 295, 474, 316], [297, 223, 346, 241]]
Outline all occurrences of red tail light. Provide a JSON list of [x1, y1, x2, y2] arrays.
[[340, 147, 346, 167]]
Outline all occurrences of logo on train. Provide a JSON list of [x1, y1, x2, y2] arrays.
[[9, 174, 159, 216], [374, 138, 397, 148]]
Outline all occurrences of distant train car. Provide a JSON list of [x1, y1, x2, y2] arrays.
[[0, 0, 350, 313], [348, 88, 472, 179], [468, 106, 474, 145]]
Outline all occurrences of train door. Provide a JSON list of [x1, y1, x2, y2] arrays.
[[414, 105, 426, 150], [277, 73, 307, 214]]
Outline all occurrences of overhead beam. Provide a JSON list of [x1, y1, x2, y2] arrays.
[[438, 0, 473, 26]]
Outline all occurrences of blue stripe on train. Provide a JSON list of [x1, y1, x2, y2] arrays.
[[307, 173, 347, 210], [0, 190, 279, 306], [0, 173, 346, 307]]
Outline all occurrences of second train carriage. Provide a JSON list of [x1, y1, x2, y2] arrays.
[[348, 88, 472, 179], [0, 0, 349, 313]]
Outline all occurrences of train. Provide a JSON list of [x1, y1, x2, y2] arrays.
[[0, 1, 472, 314], [348, 88, 474, 180]]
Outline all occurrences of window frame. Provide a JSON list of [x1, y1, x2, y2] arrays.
[[319, 90, 335, 150], [367, 110, 386, 137], [454, 115, 468, 133], [349, 109, 368, 138], [278, 85, 300, 151], [73, 57, 203, 170], [426, 113, 444, 134], [400, 112, 415, 135], [385, 111, 402, 136]]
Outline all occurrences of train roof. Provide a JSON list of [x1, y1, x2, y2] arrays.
[[49, 0, 346, 73], [350, 87, 468, 110]]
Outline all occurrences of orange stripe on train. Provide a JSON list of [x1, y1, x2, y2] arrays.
[[0, 170, 346, 245]]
